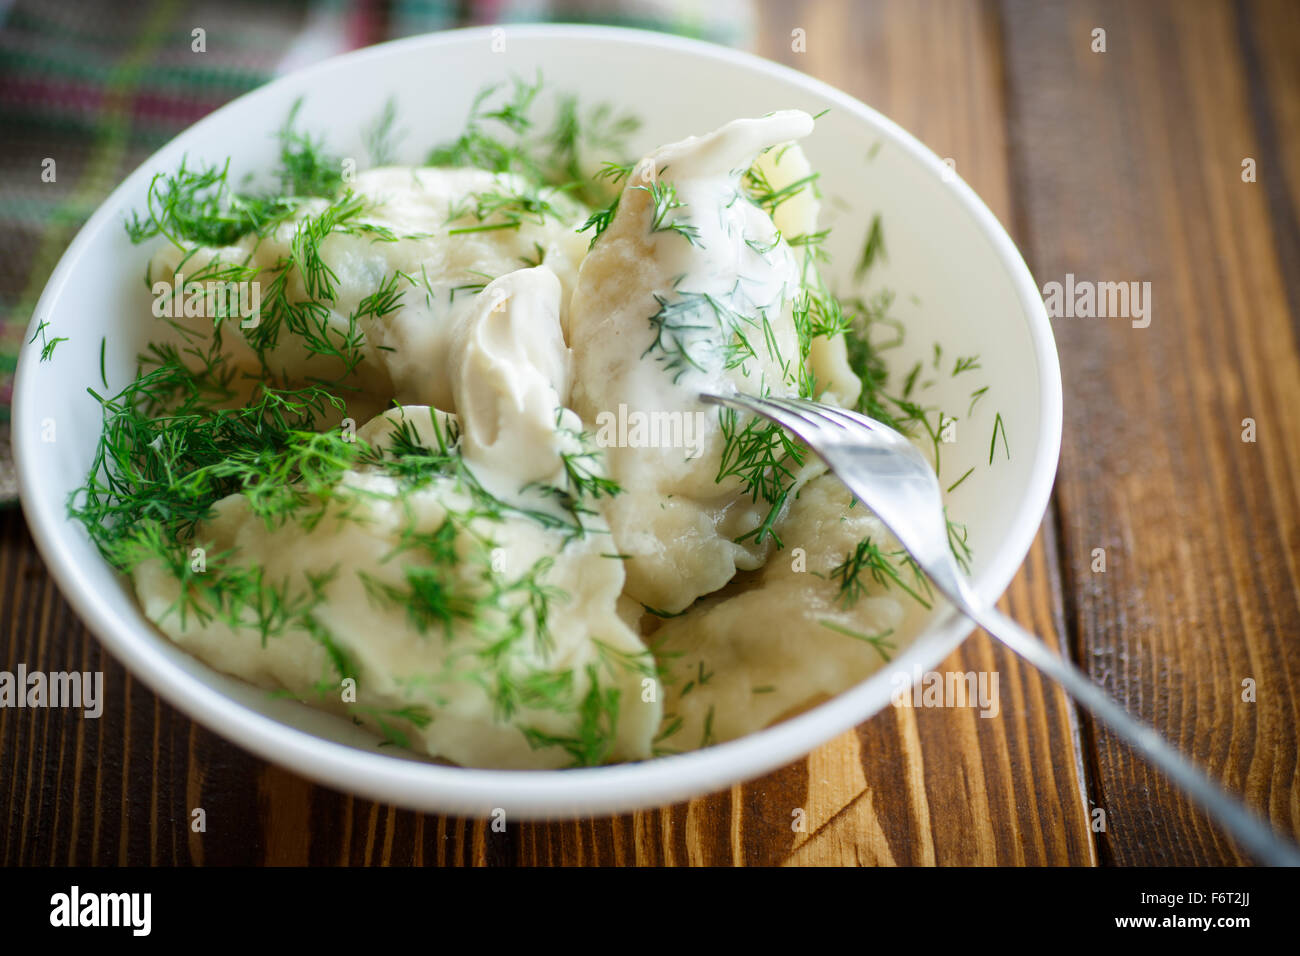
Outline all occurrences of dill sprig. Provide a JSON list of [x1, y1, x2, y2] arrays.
[[947, 513, 973, 574], [989, 412, 1010, 463], [818, 620, 895, 662], [830, 536, 934, 610], [428, 74, 638, 211], [578, 193, 620, 248], [521, 416, 622, 533], [125, 157, 294, 248], [363, 97, 404, 166], [67, 365, 369, 646], [243, 190, 398, 381], [447, 179, 572, 235], [28, 319, 68, 362], [429, 77, 641, 247], [633, 179, 701, 246], [596, 160, 635, 184], [367, 410, 614, 541], [742, 163, 820, 217], [428, 74, 545, 176], [520, 665, 622, 767], [70, 364, 351, 556], [276, 98, 346, 198], [716, 400, 807, 548], [544, 95, 640, 206], [855, 213, 886, 280], [643, 286, 744, 381], [687, 169, 851, 545], [125, 100, 344, 249]]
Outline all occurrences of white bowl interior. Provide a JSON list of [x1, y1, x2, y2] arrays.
[[13, 25, 1060, 817]]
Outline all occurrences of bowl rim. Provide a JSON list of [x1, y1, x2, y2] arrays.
[[12, 22, 1062, 818]]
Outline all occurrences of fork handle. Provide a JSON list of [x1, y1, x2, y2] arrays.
[[963, 601, 1299, 865]]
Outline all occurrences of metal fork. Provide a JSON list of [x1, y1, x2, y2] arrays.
[[702, 391, 1300, 866]]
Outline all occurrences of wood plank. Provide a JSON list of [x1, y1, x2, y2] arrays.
[[999, 0, 1300, 864]]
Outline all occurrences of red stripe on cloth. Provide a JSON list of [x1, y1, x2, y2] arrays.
[[469, 0, 508, 26], [0, 76, 106, 114], [130, 89, 231, 128], [346, 0, 387, 50]]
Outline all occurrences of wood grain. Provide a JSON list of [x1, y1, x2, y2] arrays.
[[998, 0, 1300, 864], [3, 0, 1296, 866]]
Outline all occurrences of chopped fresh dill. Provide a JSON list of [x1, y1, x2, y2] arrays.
[[902, 362, 922, 398], [29, 319, 68, 362], [842, 291, 931, 437], [363, 97, 404, 166], [522, 416, 622, 532], [652, 712, 684, 755], [855, 213, 885, 280], [946, 467, 975, 493], [428, 72, 638, 211], [125, 101, 344, 250], [989, 412, 1010, 463], [518, 241, 546, 268], [642, 604, 687, 619], [428, 73, 545, 176], [544, 95, 640, 206], [520, 664, 622, 766], [701, 704, 716, 747], [578, 193, 620, 248], [643, 286, 744, 381], [947, 513, 973, 574], [831, 537, 933, 610], [743, 163, 820, 217], [447, 179, 572, 235], [596, 160, 634, 184], [746, 232, 782, 256], [716, 402, 806, 548], [367, 704, 433, 749], [634, 179, 701, 246], [818, 620, 895, 662]]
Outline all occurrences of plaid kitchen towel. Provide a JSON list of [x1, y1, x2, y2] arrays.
[[0, 0, 756, 502]]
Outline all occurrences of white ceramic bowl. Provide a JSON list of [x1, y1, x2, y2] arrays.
[[13, 25, 1061, 818]]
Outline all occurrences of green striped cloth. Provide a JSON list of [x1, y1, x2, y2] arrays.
[[0, 0, 754, 501]]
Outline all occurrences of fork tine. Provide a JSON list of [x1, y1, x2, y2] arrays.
[[700, 393, 826, 443], [763, 396, 856, 433], [783, 397, 876, 432], [759, 395, 842, 426], [739, 395, 832, 431]]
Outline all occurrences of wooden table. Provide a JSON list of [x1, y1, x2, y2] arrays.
[[2, 0, 1297, 866]]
